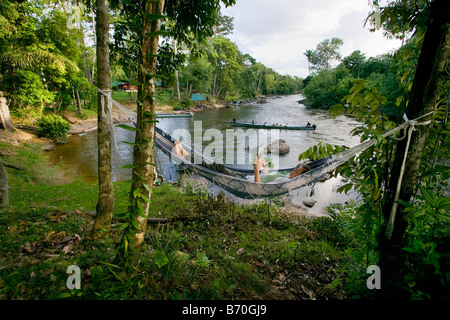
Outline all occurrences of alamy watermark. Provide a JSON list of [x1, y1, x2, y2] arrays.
[[366, 265, 381, 290], [66, 6, 82, 30], [66, 265, 81, 290], [169, 121, 281, 170], [370, 5, 382, 30]]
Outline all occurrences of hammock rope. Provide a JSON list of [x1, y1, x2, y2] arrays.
[[385, 112, 434, 239]]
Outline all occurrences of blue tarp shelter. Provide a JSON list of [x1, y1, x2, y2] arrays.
[[190, 93, 206, 102]]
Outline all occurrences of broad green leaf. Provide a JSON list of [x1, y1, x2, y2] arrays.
[[136, 200, 146, 218], [146, 14, 167, 21], [131, 216, 141, 230], [419, 185, 437, 207], [195, 252, 210, 267], [155, 251, 169, 268], [436, 197, 450, 210], [113, 222, 129, 230], [395, 199, 413, 208], [143, 111, 157, 117], [121, 164, 136, 169], [116, 124, 137, 131], [140, 194, 150, 203], [120, 141, 136, 147], [142, 183, 152, 193]]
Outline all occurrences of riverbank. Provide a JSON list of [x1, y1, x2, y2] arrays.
[[63, 93, 283, 136]]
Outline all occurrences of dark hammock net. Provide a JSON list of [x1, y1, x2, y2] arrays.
[[154, 123, 409, 199]]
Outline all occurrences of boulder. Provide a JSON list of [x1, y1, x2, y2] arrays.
[[266, 139, 290, 155], [302, 200, 317, 208]]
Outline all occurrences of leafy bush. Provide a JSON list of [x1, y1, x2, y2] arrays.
[[1, 70, 55, 123], [37, 114, 71, 143]]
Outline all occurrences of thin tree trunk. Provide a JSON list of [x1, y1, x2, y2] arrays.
[[122, 0, 165, 255], [76, 89, 82, 114], [0, 92, 15, 132], [91, 0, 97, 84], [78, 3, 92, 84], [174, 39, 181, 101], [379, 0, 450, 295], [72, 86, 76, 108], [0, 164, 8, 207], [92, 0, 114, 239]]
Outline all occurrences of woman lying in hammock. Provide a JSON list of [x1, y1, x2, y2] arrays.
[[247, 154, 312, 184], [172, 140, 237, 176]]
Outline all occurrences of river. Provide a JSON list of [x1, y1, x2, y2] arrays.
[[48, 94, 362, 216]]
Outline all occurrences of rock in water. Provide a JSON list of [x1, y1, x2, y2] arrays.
[[266, 139, 290, 155], [303, 200, 317, 208]]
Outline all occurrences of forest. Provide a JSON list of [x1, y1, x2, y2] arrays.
[[0, 0, 449, 308], [0, 0, 300, 129]]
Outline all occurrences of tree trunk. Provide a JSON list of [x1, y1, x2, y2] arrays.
[[0, 164, 8, 207], [121, 0, 165, 256], [379, 0, 450, 295], [76, 89, 82, 114], [92, 0, 114, 239], [90, 0, 97, 84], [174, 39, 181, 101], [0, 92, 15, 132]]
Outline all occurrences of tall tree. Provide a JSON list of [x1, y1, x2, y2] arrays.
[[306, 38, 343, 71], [342, 50, 366, 79], [303, 49, 316, 75], [376, 0, 450, 295], [92, 0, 114, 239], [115, 0, 237, 263]]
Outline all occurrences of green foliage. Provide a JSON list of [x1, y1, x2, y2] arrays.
[[304, 38, 344, 71], [37, 114, 71, 143], [0, 0, 95, 123], [323, 75, 450, 298], [2, 70, 54, 123], [302, 66, 353, 109]]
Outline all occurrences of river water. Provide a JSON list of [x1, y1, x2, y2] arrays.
[[48, 94, 362, 216]]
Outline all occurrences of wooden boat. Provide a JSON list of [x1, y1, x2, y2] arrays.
[[156, 112, 193, 118], [230, 121, 316, 130]]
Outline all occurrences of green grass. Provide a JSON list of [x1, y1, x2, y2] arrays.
[[0, 139, 363, 300], [112, 91, 137, 102]]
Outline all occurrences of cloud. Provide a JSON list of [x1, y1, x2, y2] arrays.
[[222, 0, 402, 77]]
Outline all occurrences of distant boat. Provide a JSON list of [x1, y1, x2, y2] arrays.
[[156, 112, 193, 118], [230, 121, 316, 130]]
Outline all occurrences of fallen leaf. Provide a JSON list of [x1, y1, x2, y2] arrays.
[[21, 242, 35, 253], [44, 230, 56, 242], [62, 243, 74, 255], [39, 270, 52, 279]]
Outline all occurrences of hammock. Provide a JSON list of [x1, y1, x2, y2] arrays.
[[154, 123, 410, 199], [104, 89, 415, 200]]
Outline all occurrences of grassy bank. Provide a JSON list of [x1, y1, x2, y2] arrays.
[[0, 137, 369, 301]]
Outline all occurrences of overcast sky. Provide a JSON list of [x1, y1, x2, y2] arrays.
[[221, 0, 402, 78]]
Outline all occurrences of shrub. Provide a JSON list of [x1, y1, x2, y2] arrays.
[[37, 114, 71, 143], [1, 70, 55, 123]]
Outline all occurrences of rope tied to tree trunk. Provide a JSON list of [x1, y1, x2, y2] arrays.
[[385, 111, 434, 239], [97, 87, 117, 149]]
